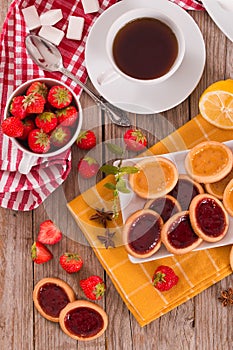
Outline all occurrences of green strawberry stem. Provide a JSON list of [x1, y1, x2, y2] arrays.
[[153, 272, 166, 285]]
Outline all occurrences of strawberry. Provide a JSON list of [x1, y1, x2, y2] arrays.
[[76, 130, 96, 150], [47, 85, 72, 109], [59, 253, 83, 274], [152, 265, 179, 292], [24, 93, 45, 114], [10, 95, 28, 119], [26, 81, 48, 99], [56, 106, 78, 127], [35, 111, 57, 133], [28, 129, 50, 154], [17, 118, 35, 140], [77, 156, 99, 179], [123, 129, 147, 152], [50, 125, 71, 148], [1, 116, 24, 137], [37, 220, 62, 245], [31, 241, 53, 264], [80, 275, 106, 300]]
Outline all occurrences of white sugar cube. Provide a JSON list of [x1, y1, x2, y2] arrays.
[[22, 5, 41, 31], [66, 16, 85, 40], [40, 9, 63, 26], [81, 0, 100, 14], [39, 25, 64, 46]]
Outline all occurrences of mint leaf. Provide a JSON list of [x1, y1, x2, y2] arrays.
[[100, 164, 119, 175], [106, 143, 124, 156], [119, 166, 138, 174], [116, 178, 131, 193], [104, 182, 116, 190]]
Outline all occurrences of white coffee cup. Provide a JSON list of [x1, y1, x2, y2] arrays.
[[4, 78, 83, 175], [97, 8, 185, 86]]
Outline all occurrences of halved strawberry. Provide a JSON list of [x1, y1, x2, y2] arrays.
[[10, 95, 28, 119], [24, 93, 45, 114], [1, 116, 24, 137], [50, 125, 71, 148], [35, 111, 57, 133], [79, 275, 106, 300], [26, 81, 48, 99], [56, 105, 78, 127], [28, 129, 50, 154], [31, 241, 53, 264], [37, 220, 62, 245], [48, 85, 72, 109]]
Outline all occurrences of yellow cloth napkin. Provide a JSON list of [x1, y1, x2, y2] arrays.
[[67, 114, 233, 327]]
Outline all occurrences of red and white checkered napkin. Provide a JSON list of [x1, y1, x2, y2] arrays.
[[0, 0, 117, 211], [171, 0, 204, 10], [0, 0, 204, 211]]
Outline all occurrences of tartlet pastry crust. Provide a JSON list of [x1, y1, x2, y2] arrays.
[[123, 209, 163, 258], [185, 141, 233, 183], [59, 300, 108, 341], [129, 156, 178, 199], [189, 193, 229, 242], [33, 277, 76, 322]]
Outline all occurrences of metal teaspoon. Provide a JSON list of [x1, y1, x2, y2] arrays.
[[25, 34, 131, 127]]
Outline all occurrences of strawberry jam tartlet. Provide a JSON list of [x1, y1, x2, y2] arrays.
[[33, 277, 76, 322], [168, 174, 204, 210], [123, 209, 163, 258], [189, 194, 229, 242], [144, 195, 181, 222], [59, 300, 108, 341], [161, 211, 202, 255]]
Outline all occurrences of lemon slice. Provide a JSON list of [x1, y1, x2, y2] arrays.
[[199, 79, 233, 129]]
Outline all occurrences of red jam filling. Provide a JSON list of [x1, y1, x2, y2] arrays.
[[38, 283, 70, 318], [169, 178, 200, 210], [148, 197, 179, 222], [64, 307, 104, 338], [168, 213, 199, 249], [128, 213, 161, 253], [195, 198, 226, 237]]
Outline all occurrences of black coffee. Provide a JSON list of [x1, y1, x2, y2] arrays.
[[112, 17, 178, 80]]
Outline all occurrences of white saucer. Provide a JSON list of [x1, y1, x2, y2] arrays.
[[202, 0, 233, 43], [85, 0, 206, 114]]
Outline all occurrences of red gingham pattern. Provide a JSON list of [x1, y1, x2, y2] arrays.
[[0, 0, 204, 211]]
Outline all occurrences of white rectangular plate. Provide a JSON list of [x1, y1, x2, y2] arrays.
[[116, 140, 233, 264]]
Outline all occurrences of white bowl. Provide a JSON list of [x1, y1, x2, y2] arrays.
[[4, 78, 83, 174]]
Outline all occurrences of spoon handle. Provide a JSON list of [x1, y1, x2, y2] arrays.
[[59, 67, 131, 127]]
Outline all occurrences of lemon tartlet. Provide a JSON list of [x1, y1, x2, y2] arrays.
[[185, 141, 233, 184], [129, 156, 178, 199], [205, 168, 233, 199], [223, 179, 233, 217]]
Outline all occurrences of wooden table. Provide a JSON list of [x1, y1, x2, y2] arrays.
[[1, 2, 233, 349]]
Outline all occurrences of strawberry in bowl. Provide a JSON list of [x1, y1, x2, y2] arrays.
[[2, 78, 83, 160]]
